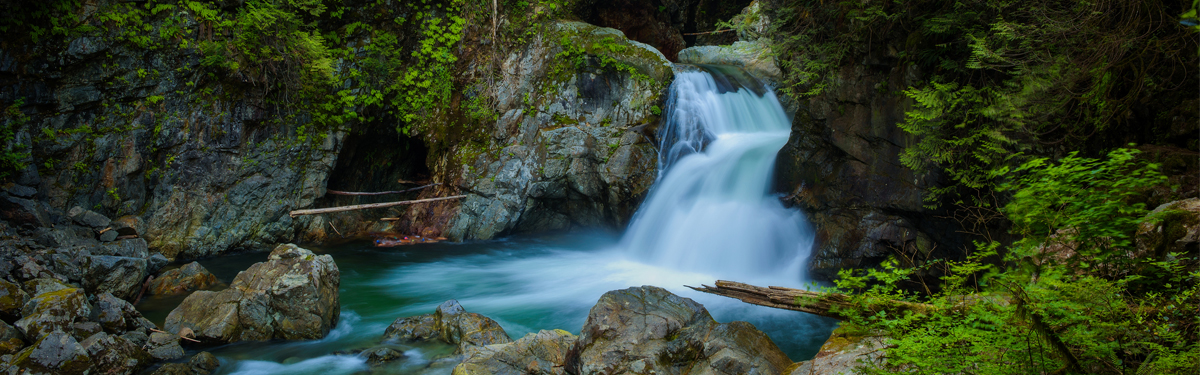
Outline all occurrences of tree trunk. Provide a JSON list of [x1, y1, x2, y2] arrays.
[[288, 195, 467, 217], [687, 280, 937, 321]]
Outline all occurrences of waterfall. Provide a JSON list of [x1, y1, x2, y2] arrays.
[[621, 65, 813, 283]]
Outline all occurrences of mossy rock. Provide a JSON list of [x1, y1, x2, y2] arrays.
[[552, 21, 673, 83]]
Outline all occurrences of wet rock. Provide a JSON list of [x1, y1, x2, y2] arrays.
[[145, 331, 185, 361], [0, 321, 24, 355], [95, 292, 143, 333], [11, 331, 93, 374], [14, 287, 91, 341], [565, 286, 792, 375], [150, 262, 219, 295], [190, 351, 220, 372], [164, 244, 339, 343], [789, 327, 887, 375], [359, 346, 407, 367], [150, 351, 220, 375], [82, 255, 148, 300], [383, 299, 512, 353], [0, 279, 28, 322], [454, 329, 577, 375], [81, 332, 153, 374]]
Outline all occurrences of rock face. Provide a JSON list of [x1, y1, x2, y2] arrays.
[[429, 21, 668, 241], [382, 300, 511, 353], [789, 327, 887, 375], [565, 286, 792, 375], [164, 244, 339, 343], [149, 262, 219, 295]]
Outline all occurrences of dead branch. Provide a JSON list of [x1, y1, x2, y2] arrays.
[[289, 195, 468, 217]]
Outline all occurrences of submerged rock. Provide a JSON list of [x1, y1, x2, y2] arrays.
[[565, 286, 792, 375], [164, 244, 339, 343], [382, 299, 512, 353], [359, 346, 407, 367], [150, 261, 219, 295], [454, 329, 577, 375]]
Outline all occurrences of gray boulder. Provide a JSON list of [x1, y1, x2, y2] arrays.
[[93, 238, 150, 258], [94, 292, 145, 333], [81, 332, 153, 374], [150, 262, 219, 295], [14, 287, 91, 342], [163, 244, 339, 343], [0, 320, 23, 355], [145, 331, 184, 361], [382, 299, 511, 353], [82, 255, 148, 300], [151, 351, 220, 375], [677, 41, 782, 83], [10, 331, 93, 374], [71, 209, 111, 229], [0, 279, 28, 322], [565, 286, 792, 375], [790, 327, 888, 375], [454, 329, 577, 375]]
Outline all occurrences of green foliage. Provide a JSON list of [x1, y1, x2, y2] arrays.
[[831, 151, 1199, 374], [0, 99, 32, 181]]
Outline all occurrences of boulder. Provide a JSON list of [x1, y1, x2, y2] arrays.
[[0, 194, 51, 229], [82, 255, 148, 300], [0, 279, 28, 322], [147, 253, 170, 273], [163, 244, 339, 343], [1136, 198, 1200, 259], [14, 287, 91, 341], [80, 332, 154, 374], [93, 238, 150, 258], [10, 331, 93, 374], [788, 327, 887, 375], [21, 278, 72, 297], [150, 262, 219, 295], [453, 329, 577, 375], [151, 351, 221, 375], [359, 346, 407, 367], [0, 320, 24, 355], [145, 331, 185, 361], [382, 300, 512, 353], [94, 292, 144, 333], [565, 286, 792, 375], [111, 215, 144, 237], [70, 321, 102, 341], [71, 209, 111, 229]]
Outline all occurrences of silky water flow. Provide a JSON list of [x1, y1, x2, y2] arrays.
[[141, 66, 838, 375]]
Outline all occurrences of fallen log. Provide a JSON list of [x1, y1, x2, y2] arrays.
[[687, 280, 936, 321], [289, 195, 468, 217], [326, 183, 440, 196]]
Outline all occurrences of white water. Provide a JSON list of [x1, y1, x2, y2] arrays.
[[623, 69, 813, 283], [195, 67, 833, 375]]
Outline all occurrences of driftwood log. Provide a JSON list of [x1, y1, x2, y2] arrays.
[[687, 280, 936, 321], [288, 195, 467, 217]]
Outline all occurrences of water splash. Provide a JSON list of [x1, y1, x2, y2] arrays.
[[622, 67, 813, 283]]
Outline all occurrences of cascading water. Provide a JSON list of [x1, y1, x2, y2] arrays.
[[141, 65, 835, 375], [623, 66, 813, 283]]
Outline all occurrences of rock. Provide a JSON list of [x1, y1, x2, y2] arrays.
[[99, 230, 119, 242], [565, 286, 792, 375], [678, 41, 782, 82], [453, 329, 577, 375], [70, 321, 102, 341], [0, 321, 24, 355], [11, 331, 93, 374], [789, 327, 887, 375], [34, 226, 98, 249], [382, 299, 512, 353], [3, 184, 37, 199], [92, 238, 150, 258], [82, 255, 148, 300], [150, 351, 220, 375], [145, 331, 184, 361], [359, 346, 407, 367], [147, 253, 170, 273], [150, 262, 219, 295], [0, 279, 28, 322], [81, 332, 153, 374], [14, 287, 91, 341], [21, 278, 72, 296], [164, 244, 339, 343], [120, 331, 149, 347], [1136, 198, 1200, 259], [111, 215, 144, 237], [0, 195, 51, 229], [94, 292, 143, 333], [72, 209, 111, 229]]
